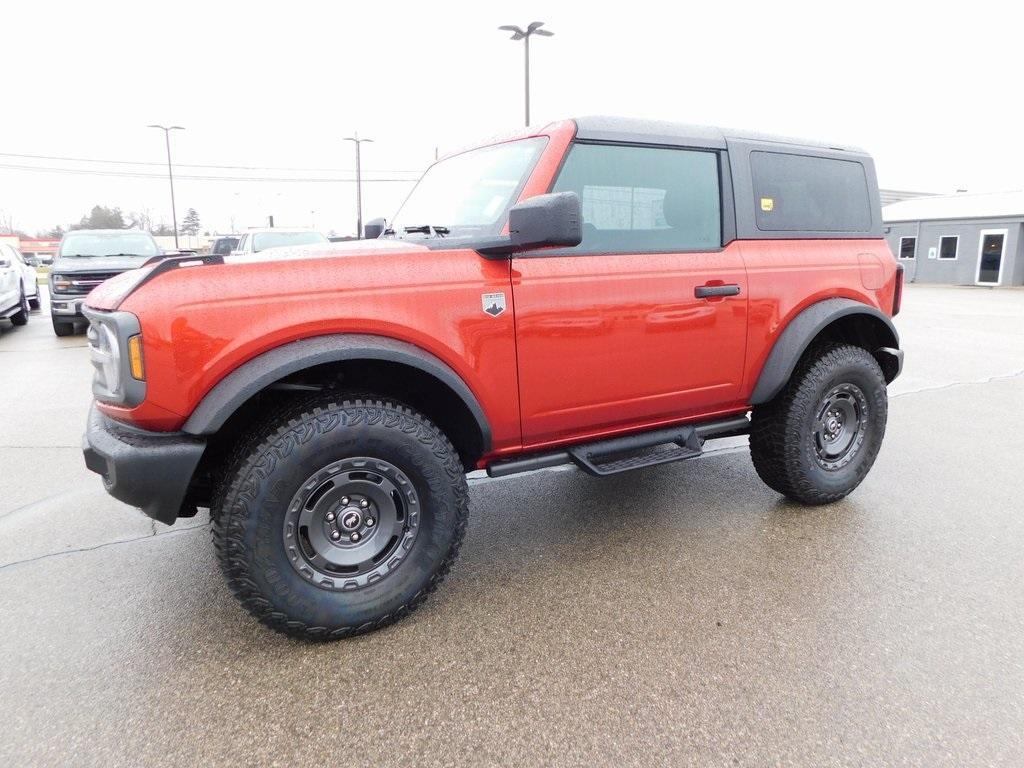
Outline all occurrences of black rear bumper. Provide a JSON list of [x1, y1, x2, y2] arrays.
[[82, 404, 206, 525]]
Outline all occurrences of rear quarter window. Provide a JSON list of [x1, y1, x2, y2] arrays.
[[751, 151, 871, 232]]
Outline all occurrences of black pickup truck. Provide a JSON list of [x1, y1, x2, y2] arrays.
[[48, 229, 163, 336]]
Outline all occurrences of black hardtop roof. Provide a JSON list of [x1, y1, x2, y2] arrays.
[[572, 115, 867, 155]]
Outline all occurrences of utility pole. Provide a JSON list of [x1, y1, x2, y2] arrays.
[[498, 22, 554, 126], [147, 124, 184, 249], [344, 133, 373, 238]]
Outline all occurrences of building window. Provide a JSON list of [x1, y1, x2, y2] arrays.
[[550, 143, 721, 254], [899, 236, 916, 260], [939, 235, 958, 260]]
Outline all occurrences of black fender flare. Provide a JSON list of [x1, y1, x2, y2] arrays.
[[750, 298, 900, 405], [181, 333, 492, 452]]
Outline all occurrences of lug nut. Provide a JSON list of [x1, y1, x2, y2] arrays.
[[359, 499, 369, 508], [326, 512, 336, 522], [330, 530, 341, 541], [351, 532, 361, 542], [341, 496, 350, 505], [366, 518, 375, 527]]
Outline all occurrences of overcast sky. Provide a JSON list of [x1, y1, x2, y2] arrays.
[[2, 0, 1022, 237]]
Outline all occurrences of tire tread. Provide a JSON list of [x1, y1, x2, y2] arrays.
[[750, 343, 887, 505], [211, 394, 469, 641]]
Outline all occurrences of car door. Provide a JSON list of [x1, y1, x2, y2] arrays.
[[12, 249, 37, 298], [511, 142, 748, 447], [0, 245, 20, 309]]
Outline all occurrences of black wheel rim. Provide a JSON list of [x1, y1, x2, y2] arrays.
[[812, 383, 868, 470], [283, 457, 420, 591]]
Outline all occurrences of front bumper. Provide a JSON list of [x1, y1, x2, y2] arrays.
[[82, 404, 206, 525], [50, 295, 87, 316]]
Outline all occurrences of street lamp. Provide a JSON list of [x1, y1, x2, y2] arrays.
[[498, 21, 554, 126], [147, 124, 185, 249], [343, 133, 373, 238]]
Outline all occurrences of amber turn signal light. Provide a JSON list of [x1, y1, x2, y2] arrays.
[[128, 335, 145, 380]]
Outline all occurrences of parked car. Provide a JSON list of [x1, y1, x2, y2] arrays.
[[209, 236, 239, 256], [82, 116, 904, 640], [230, 228, 327, 256], [49, 229, 161, 336], [0, 243, 40, 311], [0, 244, 32, 327]]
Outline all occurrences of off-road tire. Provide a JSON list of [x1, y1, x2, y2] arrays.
[[10, 288, 29, 326], [52, 317, 74, 336], [212, 395, 469, 640], [750, 343, 888, 505]]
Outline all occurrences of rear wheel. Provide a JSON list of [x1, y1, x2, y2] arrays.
[[750, 343, 888, 504], [10, 288, 29, 326], [52, 317, 74, 336], [212, 395, 469, 640]]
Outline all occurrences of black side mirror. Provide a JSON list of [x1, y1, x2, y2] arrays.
[[478, 192, 582, 258], [363, 218, 386, 239]]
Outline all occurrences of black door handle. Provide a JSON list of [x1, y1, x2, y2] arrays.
[[695, 283, 741, 298]]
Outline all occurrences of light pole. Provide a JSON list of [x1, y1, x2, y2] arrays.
[[498, 21, 553, 126], [147, 124, 184, 249], [343, 133, 373, 238]]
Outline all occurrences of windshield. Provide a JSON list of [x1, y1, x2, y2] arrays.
[[390, 137, 547, 239], [212, 237, 239, 255], [59, 232, 159, 258], [252, 231, 326, 252]]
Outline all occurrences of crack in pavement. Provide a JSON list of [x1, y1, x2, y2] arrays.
[[891, 368, 1024, 399], [0, 523, 207, 574]]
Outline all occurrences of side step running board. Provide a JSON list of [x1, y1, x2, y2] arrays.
[[487, 414, 750, 479]]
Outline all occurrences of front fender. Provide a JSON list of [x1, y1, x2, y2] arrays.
[[181, 333, 492, 453]]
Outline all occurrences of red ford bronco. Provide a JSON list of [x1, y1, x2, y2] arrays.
[[83, 117, 903, 639]]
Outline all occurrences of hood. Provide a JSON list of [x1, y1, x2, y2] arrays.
[[85, 238, 436, 311], [224, 237, 430, 265], [51, 255, 153, 273]]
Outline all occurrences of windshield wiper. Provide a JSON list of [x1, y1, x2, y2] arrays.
[[64, 252, 147, 258], [403, 225, 450, 237]]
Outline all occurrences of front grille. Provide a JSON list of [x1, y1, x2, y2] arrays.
[[59, 271, 123, 295]]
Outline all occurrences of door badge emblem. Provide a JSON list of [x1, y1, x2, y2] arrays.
[[482, 292, 506, 317]]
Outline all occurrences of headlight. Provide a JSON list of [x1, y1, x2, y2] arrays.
[[51, 274, 72, 292], [84, 309, 146, 406], [88, 322, 122, 397]]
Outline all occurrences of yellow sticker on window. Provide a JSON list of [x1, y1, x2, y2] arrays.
[[760, 197, 775, 212]]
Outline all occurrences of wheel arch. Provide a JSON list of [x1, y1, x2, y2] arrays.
[[750, 298, 901, 406], [182, 333, 492, 468]]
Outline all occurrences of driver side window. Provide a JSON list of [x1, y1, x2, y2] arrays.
[[550, 143, 722, 254]]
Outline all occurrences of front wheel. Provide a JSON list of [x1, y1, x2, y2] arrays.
[[212, 395, 469, 640], [10, 288, 29, 326], [52, 317, 74, 336], [750, 343, 888, 505]]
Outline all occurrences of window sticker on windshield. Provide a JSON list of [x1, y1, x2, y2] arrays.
[[760, 197, 775, 212]]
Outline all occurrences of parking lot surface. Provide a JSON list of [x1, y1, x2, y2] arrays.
[[2, 285, 1023, 767]]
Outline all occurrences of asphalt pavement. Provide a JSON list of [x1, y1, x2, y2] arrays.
[[1, 285, 1022, 767]]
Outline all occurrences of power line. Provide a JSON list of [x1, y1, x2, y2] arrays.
[[0, 151, 424, 175], [0, 162, 419, 184]]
